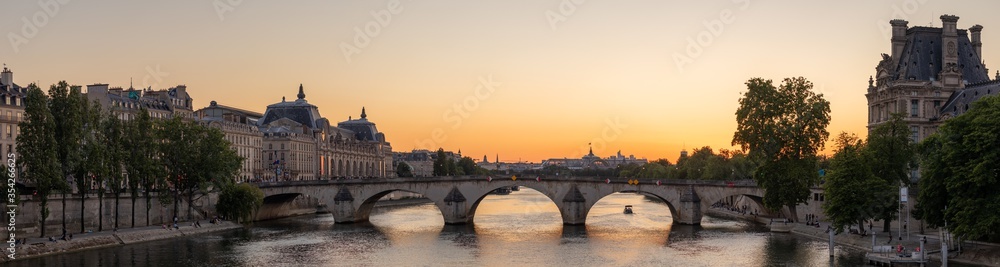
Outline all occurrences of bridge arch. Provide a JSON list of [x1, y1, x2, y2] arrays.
[[585, 190, 681, 224], [354, 189, 444, 223], [466, 184, 561, 225], [256, 192, 319, 221]]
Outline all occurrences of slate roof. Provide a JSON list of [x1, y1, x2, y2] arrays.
[[337, 107, 384, 142], [259, 98, 322, 129], [941, 80, 1000, 116], [894, 27, 990, 83]]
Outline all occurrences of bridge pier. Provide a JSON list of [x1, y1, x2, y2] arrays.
[[674, 185, 702, 225], [560, 185, 588, 225], [442, 187, 471, 225], [332, 188, 363, 223]]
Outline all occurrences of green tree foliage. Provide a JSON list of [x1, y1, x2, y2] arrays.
[[77, 101, 107, 232], [124, 108, 162, 228], [18, 84, 64, 238], [732, 77, 831, 216], [433, 148, 448, 176], [102, 108, 126, 230], [865, 113, 916, 231], [74, 100, 102, 233], [158, 117, 241, 220], [681, 147, 714, 179], [822, 132, 894, 234], [915, 95, 1000, 241], [913, 134, 948, 228], [396, 162, 413, 177], [668, 147, 756, 180], [216, 183, 263, 224], [47, 81, 85, 234], [457, 157, 481, 175]]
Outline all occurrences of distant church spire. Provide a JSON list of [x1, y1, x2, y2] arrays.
[[297, 84, 305, 99], [361, 106, 367, 119]]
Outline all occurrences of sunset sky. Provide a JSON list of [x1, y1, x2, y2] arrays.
[[3, 0, 999, 163]]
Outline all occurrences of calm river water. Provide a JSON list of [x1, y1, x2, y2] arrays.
[[17, 189, 889, 267]]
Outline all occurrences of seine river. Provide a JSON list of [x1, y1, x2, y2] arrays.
[[17, 189, 888, 266]]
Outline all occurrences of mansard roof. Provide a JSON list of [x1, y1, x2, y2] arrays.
[[259, 85, 323, 129], [893, 27, 990, 83], [941, 80, 1000, 116]]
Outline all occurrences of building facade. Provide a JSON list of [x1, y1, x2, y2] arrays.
[[867, 15, 999, 144], [258, 85, 393, 181], [541, 147, 648, 170], [85, 84, 191, 120], [196, 101, 264, 183], [0, 66, 25, 158]]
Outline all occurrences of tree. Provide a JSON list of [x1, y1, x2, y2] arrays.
[[457, 157, 480, 175], [865, 113, 916, 232], [216, 183, 264, 224], [102, 109, 126, 230], [396, 162, 413, 177], [822, 132, 893, 234], [87, 101, 110, 231], [680, 147, 713, 180], [732, 77, 831, 219], [158, 117, 241, 221], [915, 95, 1000, 241], [913, 134, 949, 228], [124, 108, 161, 228], [48, 81, 85, 236], [433, 148, 447, 176], [17, 84, 64, 238], [186, 125, 241, 220], [74, 100, 101, 233]]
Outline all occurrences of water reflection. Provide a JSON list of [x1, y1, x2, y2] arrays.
[[11, 188, 884, 267]]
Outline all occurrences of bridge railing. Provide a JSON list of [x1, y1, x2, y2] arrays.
[[253, 175, 757, 188]]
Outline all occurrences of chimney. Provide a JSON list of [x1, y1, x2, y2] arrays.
[[890, 19, 909, 62], [0, 66, 12, 87], [970, 24, 984, 58], [941, 15, 961, 68]]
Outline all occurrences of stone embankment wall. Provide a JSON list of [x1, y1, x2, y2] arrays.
[[12, 192, 218, 236]]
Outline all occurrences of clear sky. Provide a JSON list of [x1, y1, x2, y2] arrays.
[[3, 0, 999, 163]]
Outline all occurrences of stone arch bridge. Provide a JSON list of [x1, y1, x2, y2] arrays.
[[255, 176, 764, 225]]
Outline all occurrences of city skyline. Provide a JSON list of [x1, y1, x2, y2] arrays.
[[4, 1, 1000, 162]]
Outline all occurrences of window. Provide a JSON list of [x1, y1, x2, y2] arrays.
[[933, 100, 941, 108], [281, 144, 285, 150], [5, 125, 10, 139], [910, 100, 919, 117], [911, 126, 919, 142]]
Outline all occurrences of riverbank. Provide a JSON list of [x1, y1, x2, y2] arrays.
[[706, 207, 1000, 266], [3, 220, 243, 263]]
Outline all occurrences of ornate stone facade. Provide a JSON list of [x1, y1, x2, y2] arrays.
[[258, 85, 392, 181], [867, 15, 997, 144]]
